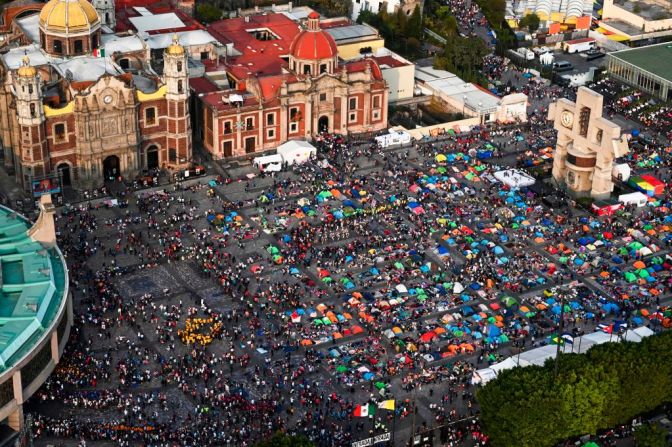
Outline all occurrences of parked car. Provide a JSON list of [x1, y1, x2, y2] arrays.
[[586, 49, 606, 61], [553, 60, 574, 72], [532, 46, 551, 56]]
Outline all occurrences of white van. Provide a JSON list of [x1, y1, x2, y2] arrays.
[[517, 47, 535, 60], [253, 154, 283, 172]]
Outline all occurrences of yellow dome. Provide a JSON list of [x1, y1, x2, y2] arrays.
[[166, 34, 185, 55], [17, 57, 37, 78], [39, 0, 100, 34]]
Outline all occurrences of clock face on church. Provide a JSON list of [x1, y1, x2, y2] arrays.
[[560, 111, 574, 128]]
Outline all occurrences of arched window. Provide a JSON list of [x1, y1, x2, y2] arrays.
[[74, 40, 83, 54], [177, 80, 183, 93], [28, 85, 33, 94], [177, 61, 182, 72], [303, 65, 311, 75], [53, 40, 63, 54], [105, 12, 110, 23], [30, 103, 35, 117]]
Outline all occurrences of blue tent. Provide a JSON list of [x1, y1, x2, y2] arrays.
[[488, 325, 501, 338], [493, 246, 504, 255]]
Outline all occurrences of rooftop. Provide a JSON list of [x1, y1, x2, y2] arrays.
[[0, 206, 68, 371], [207, 14, 301, 78], [608, 42, 672, 82], [325, 24, 379, 44], [612, 0, 672, 20]]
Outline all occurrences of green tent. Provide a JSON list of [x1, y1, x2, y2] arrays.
[[624, 272, 637, 283], [582, 442, 599, 447], [499, 334, 509, 342], [394, 262, 404, 270], [375, 382, 386, 390], [638, 269, 650, 278], [322, 317, 331, 325], [501, 296, 518, 307], [629, 241, 644, 250], [267, 246, 279, 254], [336, 365, 348, 372]]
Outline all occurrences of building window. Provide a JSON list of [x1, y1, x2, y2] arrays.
[[319, 93, 327, 102], [224, 121, 232, 134], [349, 112, 356, 122], [53, 40, 63, 54], [320, 64, 327, 74], [246, 117, 254, 130], [119, 58, 130, 70], [54, 123, 66, 142], [373, 95, 380, 108], [177, 80, 183, 93], [145, 107, 156, 125], [290, 122, 298, 133], [290, 107, 300, 121], [266, 113, 275, 126], [28, 85, 33, 94], [30, 103, 35, 117], [74, 40, 83, 54], [169, 148, 177, 162], [92, 34, 98, 49], [373, 110, 380, 120], [349, 98, 357, 110], [268, 129, 275, 139], [303, 65, 311, 75], [200, 51, 208, 60], [177, 61, 183, 72]]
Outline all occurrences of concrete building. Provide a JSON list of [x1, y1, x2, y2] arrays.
[[0, 194, 72, 434], [351, 0, 422, 22], [368, 49, 414, 102], [415, 66, 527, 124], [607, 42, 672, 101], [507, 0, 592, 22], [548, 87, 629, 198], [599, 0, 672, 42]]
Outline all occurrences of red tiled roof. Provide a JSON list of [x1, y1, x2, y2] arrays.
[[371, 55, 409, 69], [207, 14, 301, 77], [189, 77, 218, 95], [344, 59, 383, 80]]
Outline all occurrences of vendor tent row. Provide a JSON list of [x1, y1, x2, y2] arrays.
[[471, 326, 655, 385]]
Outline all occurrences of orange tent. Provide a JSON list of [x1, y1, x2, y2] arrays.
[[600, 271, 609, 278], [300, 339, 313, 346], [640, 309, 650, 317], [633, 261, 646, 269], [333, 332, 343, 339]]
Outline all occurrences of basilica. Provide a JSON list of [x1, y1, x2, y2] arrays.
[[0, 0, 192, 191]]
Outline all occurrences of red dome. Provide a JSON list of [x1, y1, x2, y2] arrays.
[[290, 13, 337, 60], [290, 30, 338, 60]]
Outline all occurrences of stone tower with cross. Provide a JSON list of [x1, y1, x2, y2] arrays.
[[548, 87, 629, 199]]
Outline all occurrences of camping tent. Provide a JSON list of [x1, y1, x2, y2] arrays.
[[277, 140, 317, 165]]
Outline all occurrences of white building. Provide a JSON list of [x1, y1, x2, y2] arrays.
[[415, 66, 527, 123], [507, 0, 592, 20], [367, 49, 415, 101], [351, 0, 401, 21]]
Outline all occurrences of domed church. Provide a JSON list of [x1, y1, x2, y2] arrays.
[[0, 0, 192, 192], [201, 12, 388, 158]]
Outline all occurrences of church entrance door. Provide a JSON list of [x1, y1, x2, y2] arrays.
[[103, 155, 120, 181], [318, 116, 329, 133]]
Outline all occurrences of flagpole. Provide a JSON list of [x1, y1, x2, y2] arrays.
[[391, 400, 397, 447]]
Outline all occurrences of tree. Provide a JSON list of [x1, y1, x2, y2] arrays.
[[254, 432, 315, 447], [518, 13, 540, 32], [197, 3, 223, 23], [407, 5, 423, 39], [477, 332, 672, 447], [433, 35, 488, 83], [634, 423, 668, 447]]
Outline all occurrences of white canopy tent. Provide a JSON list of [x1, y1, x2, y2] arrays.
[[375, 130, 412, 148], [493, 169, 535, 189], [276, 140, 317, 165]]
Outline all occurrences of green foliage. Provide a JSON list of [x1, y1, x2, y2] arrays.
[[197, 3, 223, 23], [634, 423, 669, 447], [255, 432, 315, 447], [518, 13, 540, 32], [477, 331, 672, 447], [433, 34, 489, 83], [472, 0, 516, 53], [356, 7, 423, 59]]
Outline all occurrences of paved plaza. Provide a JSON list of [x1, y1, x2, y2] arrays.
[[18, 120, 671, 447]]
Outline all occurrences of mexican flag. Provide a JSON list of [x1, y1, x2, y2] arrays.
[[353, 404, 375, 417], [92, 48, 106, 58]]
